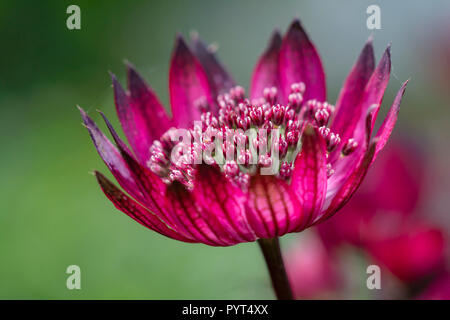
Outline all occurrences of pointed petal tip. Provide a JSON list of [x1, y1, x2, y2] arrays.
[[78, 105, 90, 121], [124, 59, 137, 72], [364, 35, 374, 50], [173, 34, 193, 58], [394, 80, 409, 106], [290, 18, 302, 28], [94, 170, 105, 183], [98, 110, 113, 131], [78, 107, 99, 134], [385, 43, 392, 56], [287, 18, 308, 37], [175, 34, 188, 48], [269, 29, 282, 47], [271, 28, 282, 39], [109, 71, 119, 84], [398, 79, 409, 95], [125, 61, 142, 82], [359, 36, 375, 63], [78, 106, 91, 127], [378, 44, 392, 72]]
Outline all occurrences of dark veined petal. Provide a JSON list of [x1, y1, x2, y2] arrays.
[[165, 182, 236, 246], [290, 125, 328, 231], [115, 64, 172, 164], [314, 139, 378, 225], [95, 171, 196, 243], [245, 175, 300, 238], [279, 19, 326, 102], [78, 107, 142, 200], [250, 30, 282, 101], [190, 33, 235, 97], [330, 38, 375, 156], [100, 111, 246, 246], [194, 165, 256, 243], [169, 36, 215, 127]]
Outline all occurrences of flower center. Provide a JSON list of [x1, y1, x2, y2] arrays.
[[148, 83, 357, 190]]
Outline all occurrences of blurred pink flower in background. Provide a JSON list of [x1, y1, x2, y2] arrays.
[[286, 233, 338, 299], [287, 140, 448, 299], [367, 221, 445, 283]]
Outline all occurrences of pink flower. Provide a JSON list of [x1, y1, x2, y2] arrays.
[[367, 223, 445, 282], [286, 233, 338, 299], [79, 19, 407, 246], [318, 142, 446, 282]]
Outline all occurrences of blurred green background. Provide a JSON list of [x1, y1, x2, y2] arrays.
[[1, 0, 449, 299]]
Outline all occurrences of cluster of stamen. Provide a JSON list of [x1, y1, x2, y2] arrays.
[[148, 83, 358, 190]]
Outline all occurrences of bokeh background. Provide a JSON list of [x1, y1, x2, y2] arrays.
[[0, 0, 449, 299]]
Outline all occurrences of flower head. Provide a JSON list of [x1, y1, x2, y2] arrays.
[[80, 19, 407, 246]]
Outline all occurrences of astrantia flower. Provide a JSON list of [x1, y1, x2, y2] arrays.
[[80, 19, 406, 245], [80, 19, 407, 299]]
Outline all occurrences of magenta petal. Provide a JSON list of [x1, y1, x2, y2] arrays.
[[351, 45, 391, 148], [331, 38, 375, 150], [99, 111, 182, 231], [279, 19, 326, 102], [119, 64, 172, 163], [169, 36, 215, 126], [327, 81, 407, 205], [326, 107, 374, 198], [190, 34, 235, 97], [367, 223, 445, 282], [250, 31, 282, 101], [315, 139, 378, 225], [246, 175, 300, 238], [194, 166, 256, 243], [111, 73, 146, 163], [79, 107, 141, 200], [95, 171, 195, 243], [373, 81, 408, 159], [290, 125, 328, 231]]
